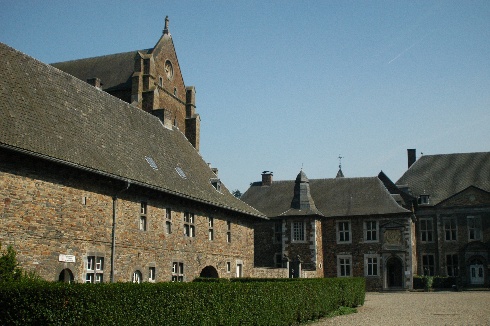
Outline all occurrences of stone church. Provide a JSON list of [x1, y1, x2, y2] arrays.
[[0, 17, 266, 283]]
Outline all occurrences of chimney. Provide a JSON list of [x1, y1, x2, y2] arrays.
[[407, 149, 416, 168], [261, 171, 273, 186], [151, 108, 173, 129], [87, 77, 102, 90]]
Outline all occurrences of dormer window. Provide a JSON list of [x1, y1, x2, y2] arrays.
[[419, 195, 430, 205], [211, 178, 221, 192]]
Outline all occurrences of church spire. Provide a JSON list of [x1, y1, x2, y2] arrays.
[[163, 16, 170, 35], [336, 155, 344, 178]]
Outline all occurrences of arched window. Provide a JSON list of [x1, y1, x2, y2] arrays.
[[132, 270, 142, 283]]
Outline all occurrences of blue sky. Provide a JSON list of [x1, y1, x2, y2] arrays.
[[1, 1, 489, 193]]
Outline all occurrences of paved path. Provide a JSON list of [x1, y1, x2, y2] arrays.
[[312, 291, 490, 325]]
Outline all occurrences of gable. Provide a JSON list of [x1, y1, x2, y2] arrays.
[[436, 186, 490, 208]]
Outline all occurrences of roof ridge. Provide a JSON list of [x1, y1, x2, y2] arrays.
[[50, 48, 151, 65]]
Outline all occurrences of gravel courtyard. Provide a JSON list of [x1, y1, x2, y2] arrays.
[[313, 291, 490, 326]]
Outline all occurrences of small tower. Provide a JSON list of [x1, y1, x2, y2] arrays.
[[163, 16, 170, 35], [336, 155, 344, 178]]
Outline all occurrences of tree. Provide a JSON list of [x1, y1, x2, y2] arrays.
[[232, 189, 242, 198], [0, 243, 22, 282]]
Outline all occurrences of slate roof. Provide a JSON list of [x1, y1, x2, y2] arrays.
[[241, 175, 410, 218], [396, 152, 490, 206], [51, 50, 146, 92], [0, 43, 264, 219]]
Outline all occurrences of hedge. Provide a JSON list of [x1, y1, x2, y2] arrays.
[[413, 275, 457, 290], [0, 277, 365, 325]]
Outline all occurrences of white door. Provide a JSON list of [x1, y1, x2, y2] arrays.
[[470, 264, 484, 285]]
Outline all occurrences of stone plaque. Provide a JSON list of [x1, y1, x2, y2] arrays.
[[384, 229, 402, 245]]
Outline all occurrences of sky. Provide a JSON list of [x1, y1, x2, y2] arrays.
[[1, 1, 489, 193]]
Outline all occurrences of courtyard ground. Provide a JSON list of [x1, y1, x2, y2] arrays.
[[312, 291, 490, 325]]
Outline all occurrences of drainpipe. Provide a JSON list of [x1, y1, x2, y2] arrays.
[[111, 181, 131, 283]]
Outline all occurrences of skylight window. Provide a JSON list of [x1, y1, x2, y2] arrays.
[[210, 178, 221, 192], [175, 166, 187, 179], [145, 156, 158, 170]]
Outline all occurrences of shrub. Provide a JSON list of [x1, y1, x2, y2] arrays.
[[0, 277, 365, 325]]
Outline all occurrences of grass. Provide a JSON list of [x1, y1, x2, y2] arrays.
[[304, 306, 357, 324]]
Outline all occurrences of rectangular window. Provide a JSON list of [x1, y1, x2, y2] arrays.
[[227, 220, 231, 243], [292, 221, 305, 242], [422, 254, 435, 276], [444, 218, 457, 241], [365, 255, 379, 276], [468, 216, 482, 241], [274, 253, 282, 268], [337, 221, 351, 243], [140, 202, 147, 231], [85, 255, 104, 283], [446, 254, 458, 277], [172, 262, 184, 282], [149, 267, 156, 282], [165, 208, 172, 234], [364, 221, 378, 242], [274, 221, 282, 243], [337, 255, 352, 277], [226, 262, 231, 273], [208, 217, 214, 241], [420, 218, 433, 242], [184, 212, 195, 237]]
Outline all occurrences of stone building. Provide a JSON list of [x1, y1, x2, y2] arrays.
[[241, 170, 415, 290], [51, 16, 200, 151], [397, 150, 490, 287], [0, 32, 266, 283]]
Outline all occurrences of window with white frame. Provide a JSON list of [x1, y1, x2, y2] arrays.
[[85, 255, 104, 283], [132, 270, 142, 283], [420, 218, 433, 242], [208, 217, 214, 241], [226, 220, 232, 243], [274, 221, 282, 243], [226, 261, 231, 273], [364, 255, 379, 276], [165, 208, 172, 234], [446, 254, 458, 277], [337, 255, 352, 277], [172, 262, 184, 282], [467, 216, 482, 241], [149, 267, 156, 282], [337, 221, 351, 243], [140, 202, 147, 231], [364, 221, 378, 242], [422, 254, 435, 276], [292, 221, 305, 242], [184, 212, 195, 237], [444, 218, 457, 241]]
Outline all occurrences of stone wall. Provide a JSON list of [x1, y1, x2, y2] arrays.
[[0, 149, 255, 282]]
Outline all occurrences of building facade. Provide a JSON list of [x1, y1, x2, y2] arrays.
[[241, 171, 415, 290], [397, 150, 490, 287], [0, 25, 265, 283]]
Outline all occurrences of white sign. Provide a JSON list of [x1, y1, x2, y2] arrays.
[[59, 254, 76, 263]]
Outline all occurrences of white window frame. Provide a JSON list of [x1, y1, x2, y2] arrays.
[[184, 212, 195, 237], [139, 202, 147, 231], [364, 220, 378, 242], [132, 270, 142, 283], [149, 266, 156, 282], [172, 262, 184, 282], [467, 216, 482, 241], [444, 217, 457, 241], [85, 255, 104, 283], [208, 217, 214, 241], [420, 218, 434, 242], [364, 254, 379, 277], [291, 221, 306, 242], [337, 255, 352, 277], [337, 221, 351, 244], [165, 208, 172, 234]]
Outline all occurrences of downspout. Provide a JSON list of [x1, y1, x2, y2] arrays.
[[111, 181, 131, 283]]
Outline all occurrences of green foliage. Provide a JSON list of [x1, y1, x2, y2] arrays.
[[0, 243, 23, 282], [413, 275, 457, 290], [0, 277, 365, 325]]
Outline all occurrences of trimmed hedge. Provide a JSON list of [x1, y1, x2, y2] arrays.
[[413, 275, 457, 289], [0, 277, 365, 325]]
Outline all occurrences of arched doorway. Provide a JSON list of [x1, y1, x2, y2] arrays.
[[469, 258, 484, 285], [58, 268, 74, 283], [199, 265, 219, 278], [386, 256, 403, 288]]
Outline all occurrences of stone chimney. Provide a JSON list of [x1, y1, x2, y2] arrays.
[[87, 77, 102, 90], [407, 149, 416, 168], [151, 108, 173, 129], [261, 171, 273, 186]]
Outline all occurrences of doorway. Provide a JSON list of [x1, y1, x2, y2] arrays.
[[58, 268, 74, 283], [199, 266, 219, 278], [386, 256, 403, 288], [469, 259, 484, 285]]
